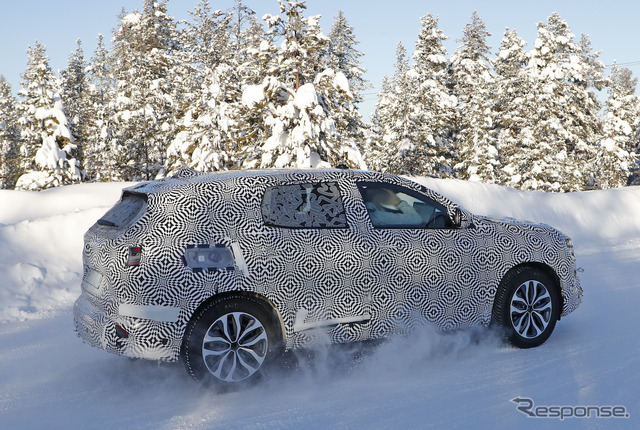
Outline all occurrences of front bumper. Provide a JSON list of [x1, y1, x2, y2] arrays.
[[560, 271, 583, 317]]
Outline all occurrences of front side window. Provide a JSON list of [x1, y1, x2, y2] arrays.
[[262, 182, 347, 229], [357, 182, 452, 229]]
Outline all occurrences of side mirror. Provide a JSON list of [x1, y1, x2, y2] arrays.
[[452, 208, 463, 228]]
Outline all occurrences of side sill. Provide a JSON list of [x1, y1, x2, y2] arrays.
[[293, 308, 371, 332]]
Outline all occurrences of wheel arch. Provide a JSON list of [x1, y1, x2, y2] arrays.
[[185, 290, 287, 348], [494, 262, 563, 320]]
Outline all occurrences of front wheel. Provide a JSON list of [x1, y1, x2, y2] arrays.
[[492, 267, 561, 348], [181, 295, 283, 385]]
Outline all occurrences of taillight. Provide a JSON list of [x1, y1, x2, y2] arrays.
[[115, 324, 129, 338], [127, 246, 142, 266]]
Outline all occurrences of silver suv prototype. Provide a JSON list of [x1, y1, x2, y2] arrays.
[[74, 169, 582, 384]]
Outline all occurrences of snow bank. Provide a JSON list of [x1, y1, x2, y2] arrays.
[[0, 183, 132, 323], [1, 178, 639, 323]]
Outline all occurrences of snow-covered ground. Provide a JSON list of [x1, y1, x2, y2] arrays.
[[0, 179, 639, 429]]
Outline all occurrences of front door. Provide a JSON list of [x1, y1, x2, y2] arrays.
[[353, 181, 481, 336]]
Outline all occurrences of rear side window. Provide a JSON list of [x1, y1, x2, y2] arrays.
[[97, 192, 146, 228], [262, 182, 347, 229]]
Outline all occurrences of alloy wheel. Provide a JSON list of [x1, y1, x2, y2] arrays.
[[201, 312, 269, 382], [509, 280, 553, 339]]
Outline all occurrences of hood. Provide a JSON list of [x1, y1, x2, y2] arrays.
[[474, 214, 568, 239]]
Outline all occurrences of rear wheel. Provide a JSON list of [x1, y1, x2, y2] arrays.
[[181, 295, 283, 385], [492, 267, 561, 348]]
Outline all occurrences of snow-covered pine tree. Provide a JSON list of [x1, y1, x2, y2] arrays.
[[60, 39, 88, 171], [15, 41, 81, 190], [325, 10, 368, 157], [165, 0, 240, 174], [493, 28, 534, 188], [183, 0, 232, 70], [327, 10, 369, 105], [371, 42, 417, 174], [84, 33, 117, 181], [165, 63, 240, 173], [236, 0, 365, 169], [109, 0, 180, 180], [410, 13, 457, 177], [596, 63, 639, 188], [577, 33, 609, 188], [0, 76, 21, 189], [578, 34, 607, 93], [494, 28, 529, 79], [367, 75, 391, 171], [238, 20, 278, 88], [449, 11, 498, 183], [231, 0, 265, 65], [241, 16, 267, 55], [234, 1, 268, 87], [522, 13, 602, 191], [227, 0, 266, 118]]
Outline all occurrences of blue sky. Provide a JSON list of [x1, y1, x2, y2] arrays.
[[1, 0, 639, 119]]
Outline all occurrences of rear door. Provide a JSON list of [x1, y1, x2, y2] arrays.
[[258, 180, 372, 345]]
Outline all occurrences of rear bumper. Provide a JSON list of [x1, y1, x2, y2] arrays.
[[73, 295, 123, 355], [73, 294, 180, 361]]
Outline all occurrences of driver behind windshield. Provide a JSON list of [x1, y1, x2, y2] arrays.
[[362, 187, 423, 227]]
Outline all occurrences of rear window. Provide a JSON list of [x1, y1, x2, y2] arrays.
[[262, 182, 347, 229], [97, 192, 147, 228]]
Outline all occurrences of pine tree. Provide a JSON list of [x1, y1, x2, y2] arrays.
[[84, 33, 117, 181], [242, 16, 267, 53], [327, 11, 369, 104], [109, 0, 180, 180], [238, 19, 277, 87], [60, 39, 88, 172], [0, 76, 21, 189], [236, 0, 365, 169], [165, 63, 240, 173], [235, 5, 268, 87], [15, 41, 80, 190], [165, 0, 248, 174], [182, 0, 232, 70], [325, 10, 368, 157], [371, 42, 417, 174], [494, 28, 528, 79], [578, 34, 607, 92], [596, 63, 639, 187], [410, 13, 456, 177], [493, 28, 533, 187], [231, 0, 263, 65], [522, 13, 602, 191], [450, 11, 498, 183]]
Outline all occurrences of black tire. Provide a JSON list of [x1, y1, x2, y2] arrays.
[[492, 266, 561, 348], [181, 295, 283, 385]]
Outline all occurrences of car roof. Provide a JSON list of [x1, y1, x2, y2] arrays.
[[125, 168, 394, 195], [122, 168, 463, 217]]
